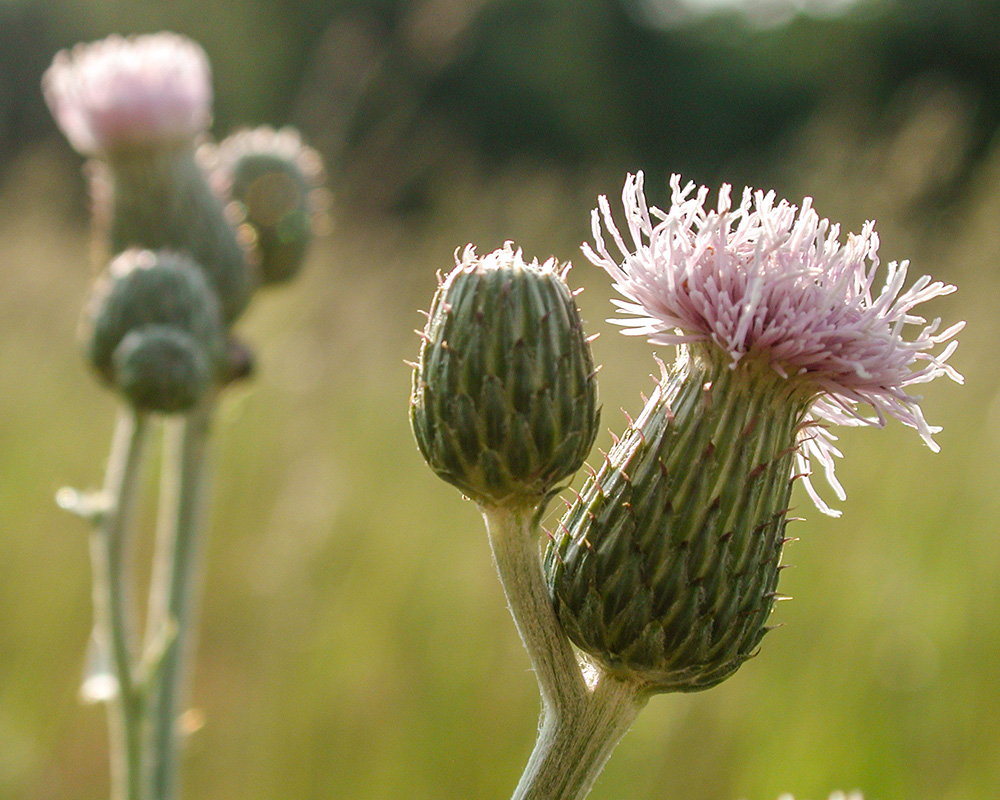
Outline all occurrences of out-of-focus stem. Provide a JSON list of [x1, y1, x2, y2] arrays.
[[90, 407, 151, 800], [143, 398, 215, 800]]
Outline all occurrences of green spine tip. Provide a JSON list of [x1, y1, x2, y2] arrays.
[[84, 249, 227, 399], [211, 126, 326, 285], [410, 242, 600, 507], [545, 351, 810, 693]]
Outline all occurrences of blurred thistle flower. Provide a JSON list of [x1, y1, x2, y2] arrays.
[[584, 172, 964, 515], [42, 32, 253, 322], [545, 173, 963, 693], [43, 32, 212, 155], [411, 242, 600, 507]]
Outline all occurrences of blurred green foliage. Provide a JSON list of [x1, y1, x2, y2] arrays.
[[2, 1, 999, 799]]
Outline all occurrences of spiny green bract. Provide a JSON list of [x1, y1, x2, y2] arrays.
[[545, 354, 806, 693], [410, 243, 600, 507]]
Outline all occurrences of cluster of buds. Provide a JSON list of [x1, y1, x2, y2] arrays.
[[411, 174, 962, 696], [44, 32, 325, 412]]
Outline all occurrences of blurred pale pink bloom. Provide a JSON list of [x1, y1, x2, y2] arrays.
[[585, 172, 964, 515], [43, 32, 212, 155]]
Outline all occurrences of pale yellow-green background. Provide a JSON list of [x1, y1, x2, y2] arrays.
[[1, 1, 997, 798]]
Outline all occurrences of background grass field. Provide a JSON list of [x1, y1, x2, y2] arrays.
[[1, 1, 999, 798]]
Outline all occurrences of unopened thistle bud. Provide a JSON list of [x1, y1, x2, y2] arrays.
[[211, 126, 326, 285], [43, 33, 253, 322], [410, 243, 600, 507], [84, 249, 226, 411], [546, 172, 963, 692], [112, 325, 212, 413]]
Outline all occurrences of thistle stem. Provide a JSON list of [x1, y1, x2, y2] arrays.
[[89, 407, 151, 800], [481, 502, 587, 718], [513, 673, 647, 800], [483, 503, 645, 800], [143, 398, 215, 800]]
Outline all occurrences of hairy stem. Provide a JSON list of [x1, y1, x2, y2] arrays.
[[481, 503, 649, 800], [513, 673, 647, 800], [143, 398, 215, 800], [481, 503, 587, 717]]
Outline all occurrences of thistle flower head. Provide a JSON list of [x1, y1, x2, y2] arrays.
[[411, 243, 600, 507], [585, 172, 964, 514], [43, 32, 212, 155]]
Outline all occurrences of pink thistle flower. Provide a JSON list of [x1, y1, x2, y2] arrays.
[[584, 172, 964, 514], [43, 32, 212, 155]]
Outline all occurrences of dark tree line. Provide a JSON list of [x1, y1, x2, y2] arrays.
[[4, 0, 998, 210]]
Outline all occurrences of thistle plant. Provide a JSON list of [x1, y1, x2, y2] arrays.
[[410, 174, 962, 800], [45, 32, 323, 800]]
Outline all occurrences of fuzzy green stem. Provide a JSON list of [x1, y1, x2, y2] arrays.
[[513, 673, 647, 800], [90, 407, 151, 800], [483, 502, 643, 800], [143, 398, 215, 800], [481, 502, 588, 718]]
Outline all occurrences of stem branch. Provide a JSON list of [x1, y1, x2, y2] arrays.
[[482, 503, 645, 800], [513, 674, 647, 800]]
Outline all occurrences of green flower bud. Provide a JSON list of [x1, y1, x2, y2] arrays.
[[410, 243, 600, 507], [212, 127, 325, 285], [85, 249, 226, 390], [92, 143, 254, 322], [112, 325, 211, 413], [545, 349, 808, 692]]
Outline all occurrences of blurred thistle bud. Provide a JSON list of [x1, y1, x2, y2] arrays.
[[43, 32, 253, 322], [545, 172, 963, 693], [209, 126, 327, 285], [84, 249, 227, 411], [112, 325, 212, 413], [410, 242, 600, 507]]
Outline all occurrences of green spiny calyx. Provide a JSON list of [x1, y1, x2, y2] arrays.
[[545, 348, 812, 692], [410, 243, 600, 507]]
